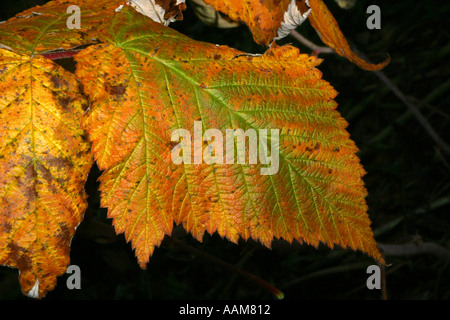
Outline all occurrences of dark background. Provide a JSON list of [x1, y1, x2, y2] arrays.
[[0, 0, 449, 300]]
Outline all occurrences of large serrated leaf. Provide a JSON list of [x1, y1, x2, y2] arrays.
[[75, 6, 384, 268]]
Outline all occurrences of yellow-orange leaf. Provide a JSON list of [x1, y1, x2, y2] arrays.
[[75, 6, 384, 268], [0, 49, 93, 298], [202, 0, 311, 46], [308, 0, 390, 70], [202, 0, 389, 70]]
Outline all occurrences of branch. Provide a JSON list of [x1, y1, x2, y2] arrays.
[[370, 79, 450, 150], [288, 32, 450, 154], [289, 30, 334, 55], [354, 49, 450, 154], [379, 242, 450, 263], [279, 261, 368, 289], [166, 236, 285, 299]]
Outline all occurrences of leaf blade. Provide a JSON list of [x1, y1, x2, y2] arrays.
[[0, 49, 93, 298], [76, 6, 384, 266]]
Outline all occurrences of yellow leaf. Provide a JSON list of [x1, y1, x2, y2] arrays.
[[0, 49, 93, 298]]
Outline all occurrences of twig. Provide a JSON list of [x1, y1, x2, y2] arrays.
[[372, 74, 450, 154], [379, 262, 387, 300], [355, 50, 450, 154], [341, 261, 408, 298], [379, 242, 450, 262], [373, 196, 450, 237], [370, 78, 450, 145], [289, 30, 334, 55], [166, 236, 284, 299], [374, 199, 450, 262], [279, 261, 368, 290], [288, 31, 450, 154]]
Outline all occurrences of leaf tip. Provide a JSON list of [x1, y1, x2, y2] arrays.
[[355, 53, 391, 72]]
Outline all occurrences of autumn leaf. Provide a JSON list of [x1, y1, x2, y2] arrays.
[[0, 0, 127, 55], [122, 0, 187, 26], [202, 0, 311, 45], [75, 6, 384, 268], [0, 0, 387, 298], [307, 0, 390, 71], [0, 0, 186, 55], [0, 49, 93, 298], [202, 0, 389, 70]]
